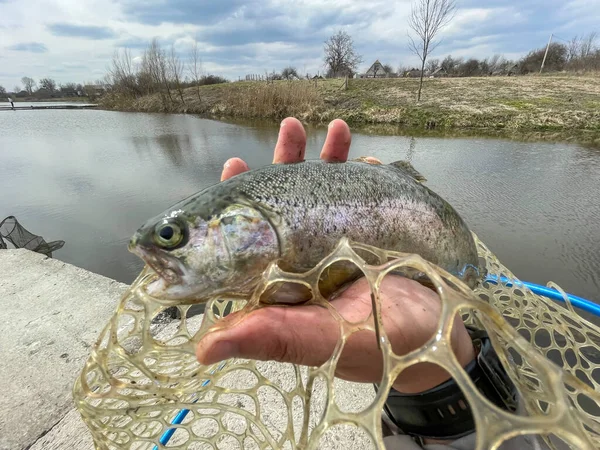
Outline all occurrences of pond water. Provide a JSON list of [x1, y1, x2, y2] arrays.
[[0, 109, 598, 305]]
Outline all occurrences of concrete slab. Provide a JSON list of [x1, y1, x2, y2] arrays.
[[28, 409, 94, 450], [0, 249, 379, 450], [0, 250, 128, 450]]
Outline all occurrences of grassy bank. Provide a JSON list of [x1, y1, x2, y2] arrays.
[[101, 75, 600, 145]]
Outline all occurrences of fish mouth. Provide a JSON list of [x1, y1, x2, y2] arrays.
[[131, 245, 184, 288]]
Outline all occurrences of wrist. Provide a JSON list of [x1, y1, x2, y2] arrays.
[[382, 326, 518, 442], [392, 321, 476, 394]]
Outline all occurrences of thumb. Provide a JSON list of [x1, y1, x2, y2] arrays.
[[196, 304, 340, 367]]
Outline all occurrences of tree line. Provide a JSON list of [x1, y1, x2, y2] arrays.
[[1, 0, 597, 104], [1, 77, 89, 98], [106, 38, 227, 109]]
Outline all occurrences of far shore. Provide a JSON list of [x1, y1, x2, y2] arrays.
[[98, 74, 600, 147]]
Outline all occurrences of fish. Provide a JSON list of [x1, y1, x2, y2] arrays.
[[129, 159, 480, 303]]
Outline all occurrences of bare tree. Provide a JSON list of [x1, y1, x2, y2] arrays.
[[168, 45, 185, 105], [407, 0, 456, 101], [0, 85, 6, 95], [580, 32, 598, 58], [156, 43, 173, 105], [60, 82, 77, 91], [488, 54, 503, 74], [281, 66, 299, 80], [14, 85, 21, 94], [108, 48, 140, 96], [21, 76, 36, 94], [39, 78, 57, 92], [323, 30, 363, 78], [188, 39, 203, 101], [425, 58, 440, 74], [567, 35, 581, 62], [143, 39, 173, 107]]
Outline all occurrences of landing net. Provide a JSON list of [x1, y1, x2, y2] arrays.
[[73, 234, 600, 449]]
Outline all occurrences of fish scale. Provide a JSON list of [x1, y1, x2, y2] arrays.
[[130, 159, 480, 302], [227, 161, 477, 275]]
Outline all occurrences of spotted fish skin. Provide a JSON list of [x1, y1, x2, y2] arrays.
[[130, 160, 479, 300]]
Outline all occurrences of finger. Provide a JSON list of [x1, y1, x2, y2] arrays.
[[221, 157, 249, 181], [196, 305, 340, 367], [273, 117, 307, 164], [320, 119, 352, 162]]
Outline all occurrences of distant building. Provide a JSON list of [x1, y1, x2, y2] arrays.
[[405, 68, 423, 78], [363, 60, 389, 78], [507, 64, 520, 76], [428, 67, 447, 78], [15, 90, 28, 98]]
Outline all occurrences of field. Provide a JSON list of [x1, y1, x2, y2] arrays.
[[101, 74, 600, 145]]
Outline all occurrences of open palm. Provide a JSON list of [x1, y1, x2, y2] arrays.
[[196, 118, 474, 394]]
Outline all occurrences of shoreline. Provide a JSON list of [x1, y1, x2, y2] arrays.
[[99, 75, 600, 147]]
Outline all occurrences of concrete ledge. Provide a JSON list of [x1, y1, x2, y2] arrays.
[[0, 250, 377, 449], [0, 250, 127, 450]]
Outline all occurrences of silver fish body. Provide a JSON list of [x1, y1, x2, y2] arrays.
[[129, 160, 479, 301]]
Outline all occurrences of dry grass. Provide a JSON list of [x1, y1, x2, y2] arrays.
[[218, 81, 321, 120], [101, 74, 600, 145]]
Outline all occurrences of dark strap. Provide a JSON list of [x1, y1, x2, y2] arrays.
[[381, 327, 518, 441]]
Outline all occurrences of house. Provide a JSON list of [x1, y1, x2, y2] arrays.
[[507, 64, 520, 76], [363, 60, 389, 78], [405, 68, 423, 78], [15, 90, 28, 98], [428, 67, 447, 78]]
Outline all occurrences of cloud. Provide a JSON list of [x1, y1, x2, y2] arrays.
[[7, 42, 48, 53], [120, 0, 250, 26], [116, 36, 153, 49], [1, 0, 599, 89], [47, 23, 118, 40]]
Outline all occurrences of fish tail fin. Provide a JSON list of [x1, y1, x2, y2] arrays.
[[389, 160, 427, 183]]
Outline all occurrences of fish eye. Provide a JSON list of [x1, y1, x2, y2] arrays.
[[154, 220, 185, 249]]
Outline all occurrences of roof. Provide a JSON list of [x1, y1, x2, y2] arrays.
[[365, 60, 388, 76]]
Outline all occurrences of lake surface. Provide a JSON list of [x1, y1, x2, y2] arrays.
[[0, 109, 599, 306]]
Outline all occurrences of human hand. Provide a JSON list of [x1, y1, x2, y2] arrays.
[[197, 118, 475, 394]]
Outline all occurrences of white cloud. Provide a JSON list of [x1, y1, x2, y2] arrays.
[[0, 0, 598, 90]]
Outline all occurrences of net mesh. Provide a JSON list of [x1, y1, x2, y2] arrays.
[[73, 234, 600, 450], [0, 215, 65, 257]]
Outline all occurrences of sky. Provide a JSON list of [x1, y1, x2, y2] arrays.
[[1, 0, 599, 91]]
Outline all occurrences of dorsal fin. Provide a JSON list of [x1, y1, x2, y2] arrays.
[[389, 160, 427, 183], [353, 156, 382, 165]]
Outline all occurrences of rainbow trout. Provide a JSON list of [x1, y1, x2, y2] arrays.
[[129, 160, 479, 302]]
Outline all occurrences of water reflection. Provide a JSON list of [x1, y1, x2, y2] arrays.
[[0, 110, 598, 306]]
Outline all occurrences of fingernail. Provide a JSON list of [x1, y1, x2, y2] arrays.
[[223, 160, 231, 169], [205, 340, 239, 364], [328, 120, 336, 129], [280, 119, 287, 128]]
